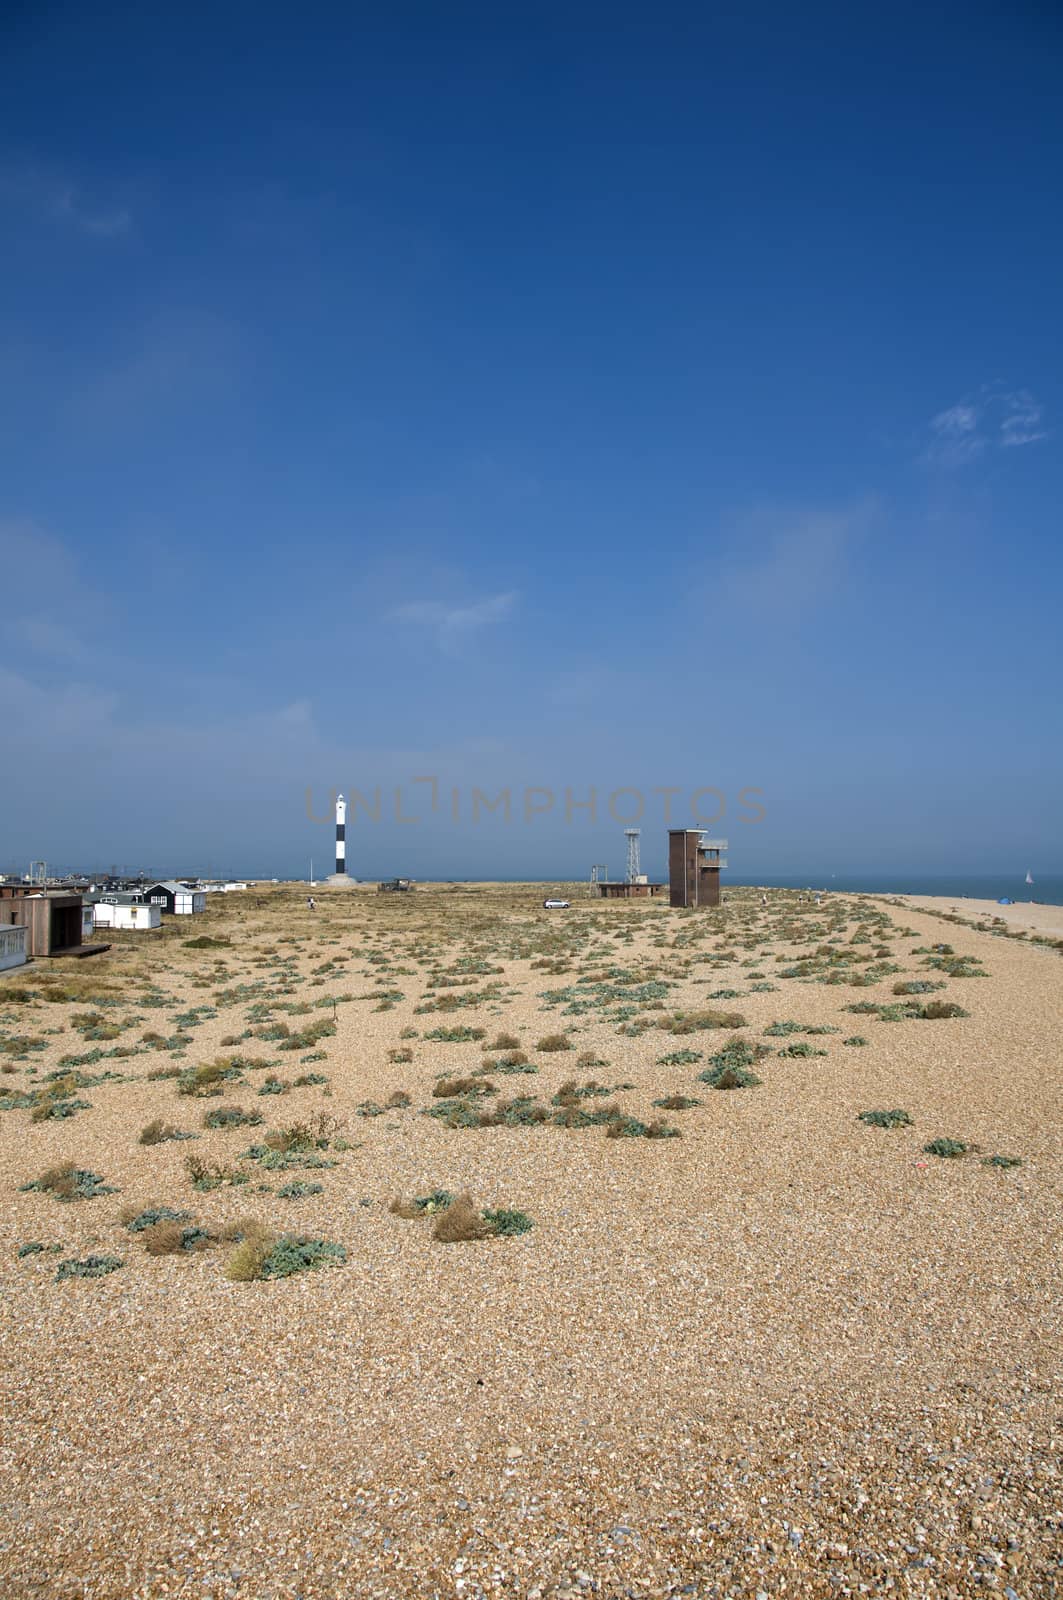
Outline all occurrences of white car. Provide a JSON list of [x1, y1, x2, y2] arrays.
[[543, 897, 570, 909]]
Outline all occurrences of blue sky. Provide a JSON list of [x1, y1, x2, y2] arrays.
[[2, 1, 1061, 881]]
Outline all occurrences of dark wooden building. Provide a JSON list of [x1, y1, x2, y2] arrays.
[[597, 880, 664, 899], [668, 831, 728, 908], [142, 881, 207, 915]]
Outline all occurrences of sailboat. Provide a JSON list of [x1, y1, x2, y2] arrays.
[[1026, 870, 1034, 886]]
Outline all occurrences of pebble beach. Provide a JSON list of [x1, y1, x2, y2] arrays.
[[0, 884, 1059, 1599]]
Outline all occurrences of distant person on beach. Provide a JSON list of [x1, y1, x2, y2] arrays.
[[307, 896, 316, 911]]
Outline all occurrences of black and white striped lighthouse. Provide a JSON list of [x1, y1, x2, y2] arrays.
[[334, 792, 346, 877], [324, 791, 356, 887]]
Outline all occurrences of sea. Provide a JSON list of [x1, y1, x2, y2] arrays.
[[739, 873, 1063, 907]]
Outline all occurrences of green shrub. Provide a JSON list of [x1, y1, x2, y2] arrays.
[[124, 1206, 192, 1232], [56, 1254, 124, 1280], [277, 1180, 325, 1200], [203, 1104, 263, 1130], [259, 1236, 346, 1277], [698, 1038, 764, 1089], [177, 1059, 244, 1097], [483, 1207, 534, 1236], [982, 1154, 1022, 1169], [923, 1137, 967, 1158], [389, 1189, 453, 1218], [858, 1109, 912, 1128]]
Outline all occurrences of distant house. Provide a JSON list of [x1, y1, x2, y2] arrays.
[[377, 879, 413, 893], [142, 881, 207, 915], [92, 894, 162, 931], [597, 881, 664, 899]]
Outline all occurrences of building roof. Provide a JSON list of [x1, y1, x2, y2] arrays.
[[145, 881, 197, 893]]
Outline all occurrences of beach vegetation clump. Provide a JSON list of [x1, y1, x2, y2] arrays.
[[389, 1189, 453, 1218], [29, 1075, 92, 1121], [842, 1036, 869, 1047], [912, 1001, 969, 1020], [698, 1038, 765, 1089], [142, 1222, 213, 1255], [858, 1109, 912, 1129], [177, 1058, 244, 1097], [434, 1075, 493, 1098], [479, 1050, 536, 1075], [123, 1205, 192, 1232], [923, 1137, 968, 1158], [423, 1025, 485, 1043], [430, 1191, 493, 1243], [202, 1104, 263, 1130], [482, 1207, 534, 1236], [276, 1180, 325, 1200], [55, 1254, 124, 1281], [21, 1163, 116, 1201], [184, 1153, 249, 1192], [139, 1118, 196, 1144], [652, 1094, 701, 1110], [982, 1154, 1022, 1169], [659, 1007, 746, 1034], [276, 1018, 336, 1052], [225, 1225, 346, 1280], [536, 1033, 572, 1052]]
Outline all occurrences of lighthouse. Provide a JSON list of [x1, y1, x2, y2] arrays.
[[325, 792, 356, 888], [335, 792, 346, 876]]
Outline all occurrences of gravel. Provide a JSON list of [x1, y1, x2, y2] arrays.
[[0, 884, 1059, 1598]]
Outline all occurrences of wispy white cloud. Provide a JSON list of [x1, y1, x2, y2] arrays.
[[0, 163, 133, 238], [999, 389, 1047, 448], [717, 499, 878, 613], [48, 184, 131, 238], [0, 519, 99, 662], [924, 386, 1048, 465], [67, 309, 242, 436], [389, 589, 517, 651]]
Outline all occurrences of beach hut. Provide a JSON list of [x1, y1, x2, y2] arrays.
[[142, 881, 207, 916], [92, 896, 162, 931], [0, 891, 101, 957]]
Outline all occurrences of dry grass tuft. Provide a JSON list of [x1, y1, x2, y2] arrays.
[[34, 1162, 78, 1199], [487, 1032, 521, 1051], [431, 1191, 492, 1243], [433, 1075, 481, 1097], [536, 1033, 572, 1052], [223, 1220, 276, 1281], [142, 1221, 209, 1256]]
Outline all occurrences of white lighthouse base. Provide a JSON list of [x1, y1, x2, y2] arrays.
[[323, 872, 358, 889]]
